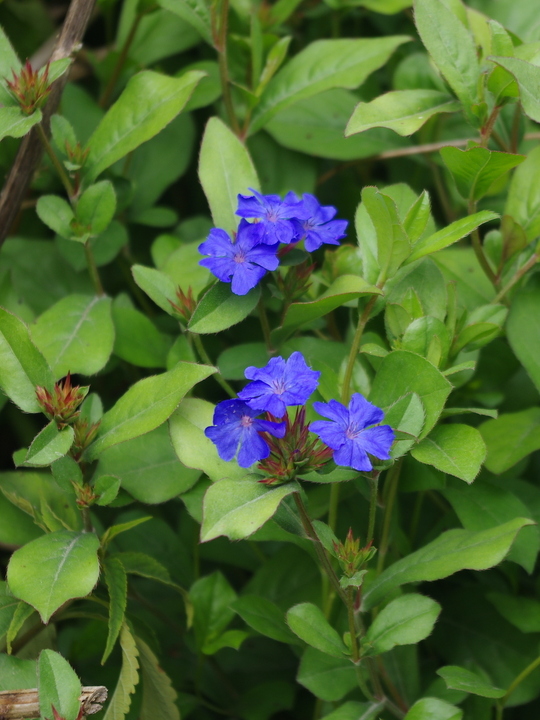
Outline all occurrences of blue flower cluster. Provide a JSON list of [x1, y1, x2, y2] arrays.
[[198, 189, 348, 296], [205, 351, 394, 472]]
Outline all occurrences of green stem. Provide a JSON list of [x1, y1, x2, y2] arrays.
[[341, 294, 378, 404], [376, 460, 402, 575], [510, 103, 522, 154], [355, 665, 375, 702], [468, 199, 498, 287], [347, 586, 360, 662], [258, 298, 274, 353], [36, 123, 75, 199], [366, 471, 380, 546], [82, 506, 93, 533], [85, 242, 104, 296], [480, 105, 501, 147], [100, 12, 144, 108], [500, 654, 540, 710], [216, 0, 240, 134], [328, 483, 340, 533], [493, 252, 538, 304], [293, 492, 348, 606], [191, 332, 236, 398]]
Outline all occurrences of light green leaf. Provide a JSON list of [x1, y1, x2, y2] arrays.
[[505, 145, 540, 241], [0, 583, 18, 642], [158, 0, 212, 44], [232, 595, 299, 645], [38, 650, 82, 720], [201, 478, 299, 542], [0, 655, 37, 692], [346, 90, 459, 137], [7, 531, 100, 623], [480, 407, 540, 474], [198, 117, 260, 232], [507, 278, 540, 394], [202, 629, 248, 655], [76, 181, 117, 236], [103, 624, 140, 720], [0, 26, 20, 79], [361, 187, 410, 279], [407, 211, 498, 263], [437, 666, 505, 699], [188, 282, 261, 334], [100, 517, 152, 552], [84, 361, 215, 461], [411, 424, 486, 483], [440, 146, 525, 202], [321, 701, 385, 720], [404, 697, 462, 720], [0, 107, 42, 140], [297, 648, 357, 702], [36, 195, 76, 240], [190, 572, 236, 651], [6, 601, 34, 654], [102, 558, 127, 664], [250, 36, 410, 133], [362, 518, 534, 610], [487, 592, 540, 634], [112, 301, 169, 368], [287, 602, 348, 657], [131, 265, 179, 316], [86, 70, 205, 181], [364, 594, 440, 656], [169, 398, 247, 482], [94, 475, 121, 506], [490, 56, 540, 122], [31, 295, 114, 380], [24, 422, 74, 467]]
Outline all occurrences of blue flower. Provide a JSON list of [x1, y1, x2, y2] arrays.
[[198, 219, 279, 295], [205, 399, 286, 468], [294, 193, 348, 252], [238, 351, 320, 418], [236, 188, 303, 245], [310, 394, 394, 472]]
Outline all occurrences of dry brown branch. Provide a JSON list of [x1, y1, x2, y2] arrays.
[[0, 0, 97, 248], [0, 686, 107, 719]]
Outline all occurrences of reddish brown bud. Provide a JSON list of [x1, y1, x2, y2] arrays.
[[168, 286, 196, 322], [36, 373, 89, 426], [6, 60, 52, 115], [71, 418, 101, 460], [75, 483, 98, 508]]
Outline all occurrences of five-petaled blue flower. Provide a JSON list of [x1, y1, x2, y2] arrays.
[[294, 193, 348, 252], [198, 219, 279, 295], [238, 351, 321, 418], [236, 188, 303, 245], [310, 394, 394, 472], [205, 399, 286, 468]]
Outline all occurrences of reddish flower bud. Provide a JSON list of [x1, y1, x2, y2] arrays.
[[168, 286, 196, 322], [35, 373, 89, 426], [6, 60, 52, 115], [333, 529, 376, 578], [71, 418, 101, 461]]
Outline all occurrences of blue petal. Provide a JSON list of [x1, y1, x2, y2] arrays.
[[349, 394, 384, 429], [205, 423, 240, 462], [237, 429, 271, 467], [310, 420, 347, 450], [334, 440, 372, 472], [313, 399, 349, 427], [231, 262, 267, 295], [360, 425, 394, 459]]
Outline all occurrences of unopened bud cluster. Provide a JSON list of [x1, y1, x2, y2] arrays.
[[333, 529, 376, 589], [169, 286, 196, 323], [6, 60, 52, 115]]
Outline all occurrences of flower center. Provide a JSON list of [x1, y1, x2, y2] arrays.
[[234, 251, 246, 264], [271, 379, 287, 395], [345, 423, 360, 440], [240, 415, 254, 427]]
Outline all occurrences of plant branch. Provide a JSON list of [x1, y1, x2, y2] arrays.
[[366, 471, 380, 546], [191, 332, 236, 398], [468, 199, 498, 287], [376, 460, 402, 575], [99, 11, 144, 108], [493, 252, 539, 304], [84, 242, 104, 296], [342, 294, 378, 404], [216, 0, 240, 134], [36, 123, 75, 198], [0, 0, 96, 248]]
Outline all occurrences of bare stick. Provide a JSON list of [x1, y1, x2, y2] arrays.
[[0, 686, 107, 719], [0, 0, 96, 247]]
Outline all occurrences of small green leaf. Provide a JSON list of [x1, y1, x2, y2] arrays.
[[232, 595, 300, 645], [36, 195, 75, 240], [364, 594, 440, 656], [157, 0, 212, 44], [480, 408, 540, 474], [201, 478, 299, 542], [103, 624, 140, 720], [440, 146, 525, 202], [0, 583, 18, 642], [84, 361, 215, 461], [0, 107, 42, 140], [411, 424, 486, 483], [190, 572, 236, 651], [94, 475, 121, 506], [6, 601, 34, 654], [490, 56, 540, 123], [407, 211, 498, 263], [131, 265, 179, 315], [38, 650, 82, 720], [102, 557, 127, 664], [136, 635, 180, 720], [100, 517, 152, 551], [507, 278, 540, 394], [346, 90, 459, 137], [404, 697, 462, 720], [198, 117, 260, 232], [112, 301, 169, 368], [437, 666, 505, 699], [297, 648, 357, 702], [188, 282, 261, 334], [24, 422, 74, 467], [287, 602, 348, 657], [7, 530, 100, 623], [505, 145, 540, 241], [76, 181, 117, 236]]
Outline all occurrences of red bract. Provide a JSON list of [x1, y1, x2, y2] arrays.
[[35, 373, 89, 425], [169, 285, 196, 322], [6, 60, 52, 114]]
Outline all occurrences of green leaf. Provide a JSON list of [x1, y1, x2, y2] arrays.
[[437, 666, 505, 699], [362, 518, 534, 610], [24, 422, 74, 467], [96, 423, 199, 504], [443, 481, 539, 573], [157, 0, 212, 44], [188, 282, 261, 334], [0, 26, 20, 79], [202, 629, 248, 655], [31, 295, 114, 380], [94, 475, 121, 506], [507, 279, 540, 394], [490, 57, 540, 122], [0, 107, 42, 140], [112, 300, 169, 368], [287, 602, 348, 657], [102, 557, 127, 664], [480, 407, 540, 474], [38, 650, 82, 720], [76, 181, 117, 236], [198, 117, 260, 232], [0, 655, 37, 692], [370, 350, 452, 439], [232, 594, 299, 645], [346, 90, 459, 137], [404, 697, 462, 720], [414, 0, 479, 114], [113, 552, 181, 592], [84, 361, 215, 461], [362, 187, 410, 279], [440, 146, 525, 202], [6, 601, 34, 654], [218, 342, 269, 380], [190, 572, 236, 651], [136, 636, 180, 720], [411, 424, 486, 483], [273, 275, 382, 345], [169, 398, 247, 482], [131, 265, 179, 316], [7, 530, 100, 623], [100, 517, 152, 552], [0, 307, 54, 413], [250, 36, 410, 133], [85, 70, 205, 182], [36, 195, 76, 240], [0, 583, 18, 642], [103, 624, 140, 720], [297, 648, 357, 702], [487, 592, 540, 634], [505, 146, 540, 241], [320, 701, 385, 720], [407, 211, 498, 264], [364, 594, 440, 656], [201, 478, 299, 542]]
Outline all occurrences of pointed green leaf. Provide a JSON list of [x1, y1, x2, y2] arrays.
[[102, 557, 127, 664], [232, 595, 300, 645], [507, 278, 540, 394], [364, 594, 440, 656], [157, 0, 212, 44], [76, 181, 117, 236], [24, 422, 74, 467], [404, 697, 462, 720], [6, 601, 34, 654], [287, 602, 348, 657], [480, 407, 540, 474], [490, 56, 540, 122], [411, 424, 486, 483], [407, 211, 498, 263], [0, 107, 42, 140], [131, 265, 179, 316], [190, 572, 236, 650], [136, 636, 180, 720], [188, 282, 261, 334], [36, 195, 76, 239], [297, 648, 357, 702], [103, 624, 140, 720], [38, 650, 82, 720], [437, 666, 505, 699], [440, 146, 525, 202]]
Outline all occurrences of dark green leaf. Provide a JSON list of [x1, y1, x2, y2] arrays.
[[188, 282, 261, 334], [102, 557, 127, 664], [287, 602, 348, 657], [437, 666, 505, 699], [411, 424, 486, 483], [364, 594, 440, 656], [480, 407, 540, 474], [440, 146, 525, 202], [38, 650, 82, 720]]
